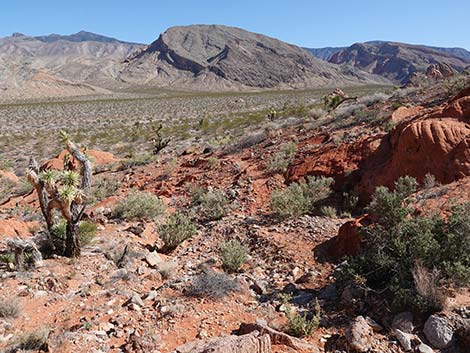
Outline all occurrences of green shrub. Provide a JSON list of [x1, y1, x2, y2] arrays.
[[220, 240, 248, 272], [285, 298, 321, 338], [320, 206, 337, 218], [89, 177, 120, 204], [338, 176, 470, 313], [114, 191, 166, 220], [193, 188, 230, 222], [159, 212, 197, 251], [50, 220, 98, 250], [270, 176, 333, 218], [120, 154, 154, 169], [266, 142, 297, 174]]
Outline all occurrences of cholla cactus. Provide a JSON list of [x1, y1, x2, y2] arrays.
[[27, 131, 92, 257]]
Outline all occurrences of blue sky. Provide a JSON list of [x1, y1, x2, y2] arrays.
[[1, 0, 469, 49]]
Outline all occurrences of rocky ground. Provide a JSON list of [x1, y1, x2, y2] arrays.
[[0, 72, 469, 353]]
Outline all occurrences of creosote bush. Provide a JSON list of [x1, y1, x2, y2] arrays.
[[114, 191, 166, 220], [266, 142, 298, 174], [270, 176, 334, 218], [189, 271, 239, 299], [285, 298, 321, 338], [192, 188, 230, 222], [159, 212, 197, 251], [337, 176, 470, 313], [220, 240, 248, 273]]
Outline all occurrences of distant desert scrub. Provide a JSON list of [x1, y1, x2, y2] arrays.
[[114, 190, 166, 220]]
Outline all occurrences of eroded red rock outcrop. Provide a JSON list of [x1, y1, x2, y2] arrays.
[[42, 149, 120, 170], [357, 90, 470, 198]]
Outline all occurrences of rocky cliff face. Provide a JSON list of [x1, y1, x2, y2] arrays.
[[328, 42, 470, 84], [119, 25, 389, 90]]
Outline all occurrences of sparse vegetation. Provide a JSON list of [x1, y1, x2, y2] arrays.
[[220, 240, 248, 272], [266, 142, 297, 174], [159, 212, 197, 251], [0, 297, 21, 318], [320, 205, 337, 218], [270, 176, 334, 218], [285, 298, 321, 338], [192, 188, 230, 222], [189, 271, 239, 299], [114, 190, 166, 220], [89, 177, 120, 204]]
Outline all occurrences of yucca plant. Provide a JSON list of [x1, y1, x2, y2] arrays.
[[27, 131, 92, 258]]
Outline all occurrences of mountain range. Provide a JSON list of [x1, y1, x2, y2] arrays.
[[1, 25, 469, 100], [305, 41, 470, 83]]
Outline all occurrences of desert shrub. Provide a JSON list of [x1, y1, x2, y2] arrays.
[[308, 107, 327, 120], [266, 142, 298, 174], [189, 271, 239, 299], [0, 297, 20, 318], [114, 191, 166, 220], [0, 159, 13, 171], [413, 261, 447, 312], [337, 176, 470, 313], [50, 220, 98, 250], [193, 188, 230, 222], [320, 206, 337, 218], [120, 154, 154, 169], [422, 173, 437, 189], [207, 156, 220, 170], [159, 212, 196, 251], [270, 176, 333, 218], [13, 329, 49, 351], [357, 92, 391, 106], [285, 298, 321, 338], [89, 177, 120, 204], [220, 240, 248, 273]]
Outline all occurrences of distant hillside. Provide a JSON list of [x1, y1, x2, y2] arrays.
[[303, 47, 345, 61], [34, 30, 143, 45], [119, 25, 388, 90], [306, 41, 470, 63], [328, 41, 470, 83]]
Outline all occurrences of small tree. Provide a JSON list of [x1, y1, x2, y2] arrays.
[[27, 131, 92, 258]]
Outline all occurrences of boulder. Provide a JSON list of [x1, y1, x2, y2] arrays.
[[327, 215, 370, 260], [423, 315, 454, 349], [173, 332, 271, 353], [392, 312, 414, 334], [345, 316, 374, 352]]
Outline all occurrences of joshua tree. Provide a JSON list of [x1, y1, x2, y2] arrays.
[[151, 122, 170, 155], [27, 131, 92, 257]]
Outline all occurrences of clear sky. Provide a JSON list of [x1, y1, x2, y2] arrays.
[[1, 0, 469, 49]]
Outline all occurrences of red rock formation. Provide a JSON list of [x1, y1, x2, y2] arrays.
[[287, 134, 382, 190], [327, 215, 370, 260], [42, 149, 119, 170], [357, 90, 470, 198]]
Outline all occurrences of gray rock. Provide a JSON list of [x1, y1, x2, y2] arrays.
[[423, 315, 454, 349], [392, 312, 414, 333], [394, 329, 412, 351], [127, 293, 144, 308], [417, 343, 433, 353], [174, 332, 272, 353], [345, 316, 374, 352], [145, 251, 162, 268]]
